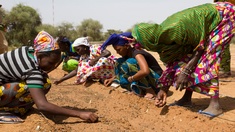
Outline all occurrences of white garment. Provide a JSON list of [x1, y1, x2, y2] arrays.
[[72, 37, 90, 47]]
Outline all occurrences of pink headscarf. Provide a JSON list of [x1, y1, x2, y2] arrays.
[[34, 31, 59, 52]]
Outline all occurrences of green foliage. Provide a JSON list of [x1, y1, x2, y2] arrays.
[[1, 4, 135, 46], [0, 7, 6, 24], [4, 4, 41, 46], [77, 18, 103, 41], [103, 29, 123, 40], [56, 22, 78, 41], [36, 24, 58, 38]]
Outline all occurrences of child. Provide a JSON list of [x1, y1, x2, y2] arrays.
[[57, 36, 80, 73], [0, 31, 98, 123]]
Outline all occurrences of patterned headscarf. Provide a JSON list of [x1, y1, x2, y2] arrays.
[[100, 32, 133, 51], [34, 31, 59, 52]]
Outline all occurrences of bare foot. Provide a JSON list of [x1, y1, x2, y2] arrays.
[[170, 90, 193, 106], [199, 98, 223, 117], [144, 88, 157, 100], [144, 93, 156, 100], [170, 98, 192, 106]]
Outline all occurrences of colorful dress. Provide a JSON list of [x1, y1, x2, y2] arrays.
[[132, 2, 235, 98], [215, 0, 235, 77], [75, 45, 116, 84], [114, 55, 161, 96]]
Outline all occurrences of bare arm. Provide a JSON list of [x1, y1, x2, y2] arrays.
[[54, 68, 77, 85], [185, 49, 204, 70], [156, 49, 204, 107], [176, 49, 204, 91], [89, 49, 111, 66], [29, 88, 98, 122], [127, 54, 149, 82]]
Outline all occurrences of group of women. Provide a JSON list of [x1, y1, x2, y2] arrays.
[[0, 1, 234, 123]]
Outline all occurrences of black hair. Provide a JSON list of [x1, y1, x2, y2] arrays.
[[37, 49, 61, 57], [57, 36, 71, 47]]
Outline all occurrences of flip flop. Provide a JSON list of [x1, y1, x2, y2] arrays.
[[0, 112, 24, 124], [198, 110, 223, 118]]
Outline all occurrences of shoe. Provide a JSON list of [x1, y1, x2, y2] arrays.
[[0, 112, 24, 124], [198, 110, 223, 118]]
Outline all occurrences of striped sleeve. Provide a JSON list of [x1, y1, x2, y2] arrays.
[[25, 70, 44, 88]]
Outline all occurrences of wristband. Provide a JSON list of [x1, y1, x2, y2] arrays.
[[181, 70, 190, 76], [184, 68, 193, 73], [131, 76, 134, 82]]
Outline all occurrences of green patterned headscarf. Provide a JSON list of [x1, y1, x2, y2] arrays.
[[132, 3, 221, 64]]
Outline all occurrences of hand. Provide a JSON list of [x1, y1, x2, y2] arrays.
[[103, 78, 113, 87], [127, 76, 134, 82], [89, 59, 97, 66], [53, 80, 62, 85], [155, 89, 167, 107], [175, 71, 190, 91], [79, 111, 98, 123]]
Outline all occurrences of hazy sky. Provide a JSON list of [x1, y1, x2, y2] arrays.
[[1, 0, 212, 31]]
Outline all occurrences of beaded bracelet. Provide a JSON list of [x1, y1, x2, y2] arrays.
[[184, 68, 193, 73], [181, 70, 190, 76]]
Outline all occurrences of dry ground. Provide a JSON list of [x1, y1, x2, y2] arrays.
[[1, 45, 235, 132]]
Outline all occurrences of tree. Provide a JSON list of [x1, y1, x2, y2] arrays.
[[103, 29, 123, 40], [36, 24, 58, 38], [4, 4, 41, 46], [56, 22, 78, 41], [76, 19, 103, 41]]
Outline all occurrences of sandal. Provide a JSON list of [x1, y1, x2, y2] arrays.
[[198, 110, 223, 118], [0, 112, 24, 124]]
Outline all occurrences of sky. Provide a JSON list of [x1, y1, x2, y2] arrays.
[[1, 0, 213, 31]]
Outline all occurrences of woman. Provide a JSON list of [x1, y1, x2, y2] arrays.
[[57, 36, 80, 73], [131, 2, 235, 117], [54, 37, 116, 85], [0, 31, 98, 123], [101, 32, 163, 99]]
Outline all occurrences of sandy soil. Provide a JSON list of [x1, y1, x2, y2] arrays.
[[1, 45, 235, 132]]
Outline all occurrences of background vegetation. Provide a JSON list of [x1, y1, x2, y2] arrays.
[[1, 3, 235, 49], [0, 4, 133, 48]]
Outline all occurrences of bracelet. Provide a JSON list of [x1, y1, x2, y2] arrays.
[[131, 76, 135, 82], [181, 70, 190, 76], [184, 68, 193, 73]]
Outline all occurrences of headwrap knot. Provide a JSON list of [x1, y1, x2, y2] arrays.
[[34, 31, 59, 52], [100, 32, 133, 51]]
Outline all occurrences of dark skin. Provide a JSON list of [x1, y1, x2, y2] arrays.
[[31, 51, 98, 123], [54, 45, 111, 85], [104, 45, 150, 86], [48, 37, 79, 73], [104, 44, 157, 99], [155, 49, 204, 107]]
